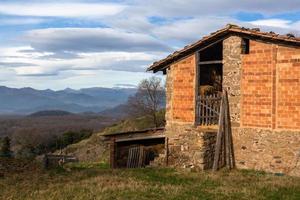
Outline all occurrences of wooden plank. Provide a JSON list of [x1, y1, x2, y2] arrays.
[[213, 92, 225, 171], [134, 147, 138, 168], [110, 138, 116, 169], [224, 90, 235, 169], [229, 123, 236, 169], [165, 137, 169, 166], [116, 135, 165, 142], [224, 92, 231, 168], [138, 146, 144, 167], [127, 148, 132, 168], [204, 97, 208, 125], [199, 60, 222, 65], [201, 97, 204, 125], [194, 51, 200, 126]]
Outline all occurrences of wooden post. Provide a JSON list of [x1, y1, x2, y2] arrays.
[[165, 137, 169, 166], [225, 90, 235, 169], [224, 91, 231, 169], [43, 154, 49, 169], [110, 137, 116, 169], [138, 146, 144, 168], [213, 92, 225, 171], [213, 90, 236, 171]]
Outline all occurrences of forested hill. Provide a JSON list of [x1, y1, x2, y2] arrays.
[[0, 86, 136, 114]]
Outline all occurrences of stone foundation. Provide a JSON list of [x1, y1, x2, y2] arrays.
[[233, 127, 300, 176], [164, 122, 217, 170]]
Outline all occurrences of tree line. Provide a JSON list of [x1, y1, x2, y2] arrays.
[[0, 129, 93, 159], [0, 76, 166, 159]]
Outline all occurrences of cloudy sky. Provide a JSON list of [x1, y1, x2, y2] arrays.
[[0, 0, 299, 90]]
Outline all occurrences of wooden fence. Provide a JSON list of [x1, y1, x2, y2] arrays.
[[43, 154, 78, 169], [196, 93, 222, 126], [127, 146, 155, 168]]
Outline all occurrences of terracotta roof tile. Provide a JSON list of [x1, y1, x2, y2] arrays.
[[148, 24, 300, 72]]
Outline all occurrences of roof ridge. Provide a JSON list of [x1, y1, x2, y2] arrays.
[[148, 24, 300, 72]]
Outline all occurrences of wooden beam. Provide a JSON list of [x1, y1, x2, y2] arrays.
[[224, 91, 231, 169], [163, 69, 167, 75], [110, 137, 116, 169], [115, 135, 165, 143], [212, 93, 225, 171], [197, 38, 225, 53], [165, 137, 169, 166], [194, 51, 200, 126], [199, 60, 223, 65]]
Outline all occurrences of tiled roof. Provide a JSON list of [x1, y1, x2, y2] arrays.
[[147, 24, 300, 72]]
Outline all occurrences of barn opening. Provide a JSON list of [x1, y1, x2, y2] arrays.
[[106, 128, 166, 169], [196, 41, 223, 126], [197, 41, 223, 96], [115, 137, 165, 168]]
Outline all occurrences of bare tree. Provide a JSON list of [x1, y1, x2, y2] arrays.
[[127, 76, 165, 127]]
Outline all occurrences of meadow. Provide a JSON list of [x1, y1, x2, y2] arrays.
[[1, 161, 300, 200]]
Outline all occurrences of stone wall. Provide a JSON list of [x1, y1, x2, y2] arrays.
[[223, 36, 242, 127], [165, 122, 217, 170], [233, 127, 300, 176]]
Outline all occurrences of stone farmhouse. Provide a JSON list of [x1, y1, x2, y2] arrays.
[[107, 24, 300, 176]]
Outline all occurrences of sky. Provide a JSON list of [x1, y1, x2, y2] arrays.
[[0, 0, 299, 90]]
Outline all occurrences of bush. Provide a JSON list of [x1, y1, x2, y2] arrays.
[[0, 136, 12, 158]]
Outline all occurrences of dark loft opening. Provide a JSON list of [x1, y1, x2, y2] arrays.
[[199, 41, 223, 61], [199, 63, 222, 93], [198, 41, 223, 96], [241, 38, 250, 54]]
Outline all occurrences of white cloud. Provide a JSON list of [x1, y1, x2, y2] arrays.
[[0, 46, 164, 77], [249, 19, 292, 28], [0, 18, 46, 26], [1, 0, 300, 90], [0, 2, 125, 18], [152, 17, 237, 44], [130, 0, 300, 17], [24, 28, 172, 53]]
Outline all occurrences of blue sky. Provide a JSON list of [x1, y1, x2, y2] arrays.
[[0, 0, 299, 90]]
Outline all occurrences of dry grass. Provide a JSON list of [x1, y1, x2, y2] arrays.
[[0, 162, 300, 200]]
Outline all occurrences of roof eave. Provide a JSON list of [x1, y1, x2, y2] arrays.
[[147, 25, 300, 73]]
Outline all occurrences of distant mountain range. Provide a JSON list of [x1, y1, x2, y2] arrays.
[[0, 86, 136, 114]]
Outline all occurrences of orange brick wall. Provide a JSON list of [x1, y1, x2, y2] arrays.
[[241, 41, 274, 128], [171, 54, 196, 123], [241, 40, 300, 130], [277, 46, 300, 129]]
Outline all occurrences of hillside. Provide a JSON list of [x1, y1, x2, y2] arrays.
[[29, 110, 73, 117], [60, 111, 165, 162], [0, 86, 136, 114]]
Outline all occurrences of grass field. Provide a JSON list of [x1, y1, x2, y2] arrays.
[[1, 162, 300, 200]]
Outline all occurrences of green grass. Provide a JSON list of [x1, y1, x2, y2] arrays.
[[102, 110, 165, 136], [1, 162, 300, 200]]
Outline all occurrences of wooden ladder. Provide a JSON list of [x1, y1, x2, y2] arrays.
[[212, 90, 235, 171]]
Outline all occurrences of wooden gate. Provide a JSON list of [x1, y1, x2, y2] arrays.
[[196, 93, 222, 126], [127, 146, 146, 168]]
